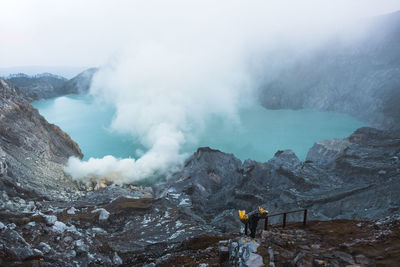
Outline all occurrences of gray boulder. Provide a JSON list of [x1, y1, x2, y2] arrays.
[[0, 230, 33, 261], [0, 147, 7, 177], [228, 237, 263, 267]]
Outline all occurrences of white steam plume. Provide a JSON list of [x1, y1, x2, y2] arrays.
[[64, 1, 375, 184], [65, 39, 254, 183]]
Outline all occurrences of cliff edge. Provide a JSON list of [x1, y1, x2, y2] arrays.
[[0, 78, 82, 200]]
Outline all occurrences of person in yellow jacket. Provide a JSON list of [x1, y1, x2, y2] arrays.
[[238, 207, 268, 238]]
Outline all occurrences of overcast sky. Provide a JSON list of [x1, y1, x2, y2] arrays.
[[1, 0, 400, 69]]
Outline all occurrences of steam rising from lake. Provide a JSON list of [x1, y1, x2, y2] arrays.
[[66, 41, 255, 183], [63, 1, 369, 184]]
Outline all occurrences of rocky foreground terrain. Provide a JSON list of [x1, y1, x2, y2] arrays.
[[1, 76, 400, 266]]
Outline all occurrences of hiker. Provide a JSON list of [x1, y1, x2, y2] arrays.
[[238, 207, 268, 238]]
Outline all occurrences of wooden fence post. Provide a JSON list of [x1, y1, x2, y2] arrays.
[[303, 209, 307, 226], [282, 213, 287, 228]]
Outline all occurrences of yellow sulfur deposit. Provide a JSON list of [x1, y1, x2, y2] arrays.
[[258, 206, 268, 218], [238, 210, 248, 224]]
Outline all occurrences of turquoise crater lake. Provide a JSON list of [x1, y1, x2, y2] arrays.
[[33, 95, 365, 162]]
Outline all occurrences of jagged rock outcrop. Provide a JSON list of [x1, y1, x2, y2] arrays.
[[159, 127, 400, 231], [154, 148, 244, 221], [0, 78, 82, 200], [306, 138, 351, 167], [56, 68, 97, 95], [259, 11, 400, 132]]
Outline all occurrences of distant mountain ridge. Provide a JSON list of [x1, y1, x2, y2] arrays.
[[5, 68, 98, 101], [0, 66, 87, 79], [4, 72, 67, 81]]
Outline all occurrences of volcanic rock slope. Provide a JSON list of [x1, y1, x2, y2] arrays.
[[0, 78, 82, 200], [259, 11, 400, 132]]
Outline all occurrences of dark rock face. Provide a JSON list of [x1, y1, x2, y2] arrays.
[[0, 229, 35, 261], [258, 11, 400, 132], [160, 127, 400, 231], [0, 78, 82, 200], [155, 148, 244, 219]]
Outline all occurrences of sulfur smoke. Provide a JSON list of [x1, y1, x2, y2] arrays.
[[65, 39, 255, 183], [64, 1, 378, 184]]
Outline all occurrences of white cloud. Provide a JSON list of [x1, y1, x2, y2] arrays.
[[1, 0, 399, 67]]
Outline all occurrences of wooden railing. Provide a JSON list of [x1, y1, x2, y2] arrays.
[[264, 209, 307, 230]]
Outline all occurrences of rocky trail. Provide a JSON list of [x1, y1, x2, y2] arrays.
[[2, 187, 400, 267], [163, 217, 400, 266]]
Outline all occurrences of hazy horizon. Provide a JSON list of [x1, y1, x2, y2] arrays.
[[0, 65, 89, 79], [1, 1, 400, 68]]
